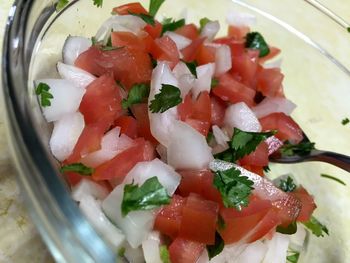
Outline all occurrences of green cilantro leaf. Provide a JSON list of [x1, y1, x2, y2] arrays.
[[206, 131, 214, 144], [321, 173, 346, 186], [263, 166, 270, 173], [279, 176, 297, 192], [117, 247, 126, 258], [245, 32, 270, 57], [122, 83, 150, 109], [287, 251, 300, 263], [149, 0, 165, 17], [91, 36, 97, 46], [280, 141, 315, 157], [149, 84, 182, 113], [302, 216, 329, 237], [56, 0, 69, 11], [213, 167, 254, 211], [211, 78, 219, 88], [217, 215, 226, 230], [182, 60, 198, 78], [347, 27, 350, 33], [342, 117, 350, 125], [93, 0, 103, 7], [199, 17, 211, 32], [121, 176, 171, 216], [206, 232, 225, 260], [100, 46, 124, 52], [35, 82, 54, 107], [129, 11, 156, 26], [60, 163, 95, 176], [162, 18, 186, 35], [276, 221, 297, 235], [159, 245, 171, 263]]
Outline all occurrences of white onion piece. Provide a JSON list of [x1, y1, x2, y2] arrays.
[[164, 31, 192, 50], [196, 250, 209, 263], [192, 63, 215, 99], [224, 102, 262, 132], [215, 45, 232, 76], [57, 62, 96, 89], [142, 231, 162, 263], [72, 179, 109, 202], [173, 61, 195, 98], [156, 144, 168, 163], [36, 79, 85, 122], [263, 233, 290, 263], [123, 159, 181, 196], [226, 11, 257, 27], [63, 36, 91, 65], [236, 241, 268, 263], [200, 20, 220, 41], [252, 97, 297, 119], [149, 62, 179, 147], [167, 121, 213, 170], [212, 125, 229, 147], [210, 243, 248, 263], [263, 57, 283, 69], [265, 136, 283, 155], [95, 15, 146, 43], [212, 143, 230, 155], [79, 195, 125, 250], [102, 186, 155, 248], [289, 224, 307, 252], [49, 112, 84, 161], [124, 244, 145, 263]]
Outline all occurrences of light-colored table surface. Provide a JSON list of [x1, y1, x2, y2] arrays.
[[0, 0, 349, 262]]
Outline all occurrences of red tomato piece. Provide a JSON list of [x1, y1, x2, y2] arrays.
[[239, 142, 269, 167], [144, 21, 163, 39], [210, 96, 226, 126], [181, 37, 206, 62], [112, 2, 148, 15], [114, 116, 137, 139], [79, 74, 122, 126], [259, 46, 281, 64], [228, 25, 250, 40], [131, 103, 158, 144], [212, 73, 256, 107], [196, 44, 216, 65], [241, 165, 265, 177], [150, 36, 179, 69], [65, 172, 83, 186], [214, 37, 245, 57], [154, 195, 186, 239], [259, 113, 303, 144], [179, 194, 219, 244], [175, 23, 199, 40], [169, 238, 205, 263], [178, 93, 193, 121], [291, 187, 316, 222], [75, 46, 152, 89], [257, 67, 284, 97], [111, 31, 153, 53]]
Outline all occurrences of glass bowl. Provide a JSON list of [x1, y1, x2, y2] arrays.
[[2, 0, 350, 262]]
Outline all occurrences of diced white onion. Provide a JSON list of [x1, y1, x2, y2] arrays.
[[226, 11, 257, 27], [212, 125, 229, 147], [252, 97, 296, 119], [224, 102, 262, 132], [57, 62, 96, 89], [173, 61, 192, 77], [210, 243, 248, 263], [124, 244, 145, 263], [263, 58, 283, 69], [49, 112, 85, 161], [236, 240, 268, 263], [215, 45, 232, 76], [192, 63, 215, 99], [72, 179, 109, 202], [164, 31, 192, 50], [167, 121, 213, 170], [200, 21, 220, 41], [142, 231, 162, 263], [262, 233, 290, 263], [289, 224, 308, 252], [63, 36, 91, 65], [36, 79, 86, 122], [173, 61, 195, 98]]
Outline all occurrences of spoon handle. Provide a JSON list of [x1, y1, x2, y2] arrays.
[[310, 150, 350, 172]]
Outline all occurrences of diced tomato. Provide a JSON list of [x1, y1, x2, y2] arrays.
[[111, 31, 154, 53], [154, 195, 186, 238], [259, 113, 303, 144], [75, 46, 152, 89], [150, 36, 180, 69], [241, 165, 265, 177], [259, 46, 281, 64], [257, 67, 284, 97], [214, 37, 245, 57], [114, 116, 137, 139], [210, 96, 226, 126], [131, 103, 158, 144], [144, 21, 163, 39], [291, 187, 316, 222], [228, 25, 250, 40], [65, 172, 83, 186], [179, 194, 219, 244], [181, 37, 205, 62], [177, 170, 222, 204], [212, 73, 256, 107], [178, 93, 193, 121], [92, 138, 154, 182], [112, 2, 148, 15], [218, 195, 271, 244], [196, 44, 216, 65], [169, 238, 205, 263], [239, 142, 269, 167], [79, 74, 122, 126], [175, 24, 199, 40]]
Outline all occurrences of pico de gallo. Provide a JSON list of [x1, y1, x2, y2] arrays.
[[36, 0, 329, 262]]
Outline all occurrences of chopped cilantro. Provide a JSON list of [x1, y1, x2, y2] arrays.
[[276, 221, 297, 235], [302, 216, 329, 237], [117, 247, 126, 257], [287, 251, 300, 263], [347, 27, 350, 33], [211, 78, 219, 88], [129, 11, 155, 26], [121, 177, 171, 216], [159, 245, 170, 263], [91, 36, 97, 45], [263, 166, 270, 173], [206, 232, 225, 260], [217, 215, 226, 230], [56, 0, 69, 11], [162, 18, 186, 35], [342, 117, 350, 125], [100, 46, 124, 52], [245, 32, 270, 57], [321, 173, 346, 186], [206, 131, 214, 143], [60, 163, 95, 176], [35, 82, 54, 107], [199, 17, 211, 32], [279, 176, 297, 192], [213, 167, 254, 211], [149, 84, 182, 113], [122, 83, 150, 109], [93, 0, 103, 7], [149, 0, 165, 17], [280, 141, 315, 157], [182, 60, 198, 78]]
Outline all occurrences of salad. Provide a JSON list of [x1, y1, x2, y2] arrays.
[[35, 0, 329, 262]]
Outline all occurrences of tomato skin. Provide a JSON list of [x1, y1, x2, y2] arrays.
[[179, 194, 219, 244], [131, 103, 158, 144], [154, 195, 186, 239], [259, 113, 303, 144], [210, 96, 226, 126], [257, 67, 284, 97], [150, 36, 180, 69], [111, 31, 154, 53], [239, 142, 269, 167], [291, 187, 316, 222], [144, 21, 163, 39], [169, 238, 205, 263], [112, 2, 148, 15], [212, 73, 256, 107], [214, 37, 245, 57], [196, 44, 216, 65], [228, 25, 250, 40], [181, 37, 206, 62], [175, 23, 199, 40], [114, 116, 138, 139]]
